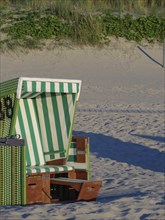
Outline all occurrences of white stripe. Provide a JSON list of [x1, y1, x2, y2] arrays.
[[36, 96, 49, 155], [67, 167, 74, 171], [68, 148, 76, 156], [38, 167, 46, 173], [45, 155, 49, 161], [17, 78, 23, 98], [20, 99, 36, 166], [67, 94, 75, 135], [66, 162, 87, 169], [55, 154, 61, 159], [46, 82, 51, 92], [27, 99, 45, 165], [36, 81, 41, 92], [27, 81, 32, 92], [72, 83, 77, 93], [58, 167, 64, 172], [31, 169, 37, 174], [64, 83, 69, 93], [55, 82, 60, 93]]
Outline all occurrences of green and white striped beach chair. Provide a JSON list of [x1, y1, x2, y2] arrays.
[[0, 77, 101, 205]]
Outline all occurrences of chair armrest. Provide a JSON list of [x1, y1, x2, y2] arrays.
[[46, 158, 67, 165]]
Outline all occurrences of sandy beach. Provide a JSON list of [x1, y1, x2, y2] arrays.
[[0, 40, 164, 219]]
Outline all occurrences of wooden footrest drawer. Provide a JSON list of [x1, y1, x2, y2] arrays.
[[50, 178, 102, 202]]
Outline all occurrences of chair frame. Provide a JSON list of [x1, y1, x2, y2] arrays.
[[0, 77, 102, 205]]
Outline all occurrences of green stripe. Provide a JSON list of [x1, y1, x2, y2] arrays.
[[67, 142, 76, 162], [68, 155, 76, 162], [50, 82, 55, 93], [68, 83, 72, 93], [72, 93, 76, 105], [32, 81, 36, 92], [59, 83, 64, 93], [44, 149, 66, 155], [35, 167, 42, 173], [23, 100, 40, 165], [17, 105, 31, 166], [70, 142, 76, 148], [51, 94, 65, 158], [23, 81, 28, 91], [26, 168, 32, 174], [76, 84, 79, 93], [43, 166, 50, 172], [41, 82, 46, 92], [62, 165, 70, 171], [43, 166, 57, 172], [41, 94, 54, 158], [62, 94, 70, 137]]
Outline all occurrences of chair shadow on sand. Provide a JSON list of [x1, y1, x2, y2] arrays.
[[73, 131, 165, 173]]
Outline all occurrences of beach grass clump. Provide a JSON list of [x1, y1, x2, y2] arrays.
[[0, 0, 165, 50], [1, 0, 165, 17], [103, 13, 165, 42]]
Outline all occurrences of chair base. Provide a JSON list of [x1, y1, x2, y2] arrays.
[[26, 173, 102, 204]]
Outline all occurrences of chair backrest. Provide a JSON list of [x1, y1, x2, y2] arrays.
[[13, 77, 81, 166], [36, 92, 77, 162]]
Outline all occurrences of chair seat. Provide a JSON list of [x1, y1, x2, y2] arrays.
[[26, 165, 75, 174]]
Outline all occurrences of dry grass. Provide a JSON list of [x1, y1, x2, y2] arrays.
[[1, 0, 165, 17]]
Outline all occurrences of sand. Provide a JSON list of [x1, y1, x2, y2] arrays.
[[0, 39, 164, 220]]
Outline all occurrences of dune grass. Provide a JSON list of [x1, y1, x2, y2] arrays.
[[0, 0, 165, 50], [1, 0, 165, 17]]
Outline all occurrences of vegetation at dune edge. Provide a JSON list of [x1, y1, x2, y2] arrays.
[[0, 0, 165, 51]]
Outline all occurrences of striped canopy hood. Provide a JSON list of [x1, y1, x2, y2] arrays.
[[0, 77, 82, 165]]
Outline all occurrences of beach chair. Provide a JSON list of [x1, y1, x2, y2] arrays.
[[0, 77, 102, 205]]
